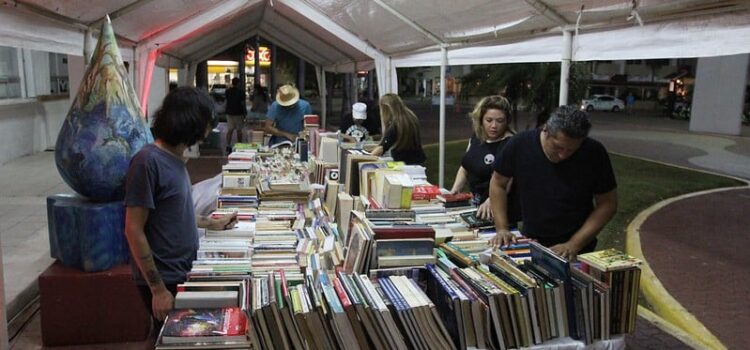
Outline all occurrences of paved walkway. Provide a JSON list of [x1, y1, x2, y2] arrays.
[[4, 109, 750, 349], [590, 112, 750, 349], [640, 188, 750, 349]]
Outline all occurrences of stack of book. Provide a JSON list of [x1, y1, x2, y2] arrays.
[[174, 280, 250, 310], [217, 193, 258, 209], [221, 161, 258, 190], [437, 192, 473, 209], [257, 180, 310, 203], [428, 245, 570, 349], [249, 269, 454, 350], [577, 249, 642, 336], [156, 307, 251, 349], [344, 212, 438, 275]]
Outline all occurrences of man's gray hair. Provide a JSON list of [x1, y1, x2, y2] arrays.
[[545, 105, 591, 139]]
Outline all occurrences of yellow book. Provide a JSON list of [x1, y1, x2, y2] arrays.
[[398, 173, 413, 209]]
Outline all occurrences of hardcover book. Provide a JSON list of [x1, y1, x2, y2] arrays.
[[161, 307, 248, 344]]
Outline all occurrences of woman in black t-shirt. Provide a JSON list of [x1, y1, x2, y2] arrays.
[[371, 94, 426, 165], [450, 95, 516, 220]]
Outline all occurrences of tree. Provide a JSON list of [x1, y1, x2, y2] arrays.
[[459, 62, 590, 128]]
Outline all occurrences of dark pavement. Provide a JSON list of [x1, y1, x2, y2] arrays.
[[640, 189, 750, 349]]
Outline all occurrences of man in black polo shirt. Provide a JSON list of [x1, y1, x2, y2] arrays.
[[489, 106, 617, 259]]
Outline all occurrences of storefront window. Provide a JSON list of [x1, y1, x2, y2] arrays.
[[0, 46, 22, 99], [48, 52, 69, 95]]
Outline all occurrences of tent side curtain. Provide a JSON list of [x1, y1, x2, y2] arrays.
[[574, 13, 750, 61], [392, 35, 563, 68], [391, 12, 750, 68], [0, 7, 84, 56], [374, 57, 398, 97]]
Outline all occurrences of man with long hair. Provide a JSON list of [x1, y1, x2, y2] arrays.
[[124, 87, 238, 331]]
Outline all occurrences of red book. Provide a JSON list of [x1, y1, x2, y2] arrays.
[[412, 185, 441, 200], [303, 114, 320, 127], [278, 269, 289, 298], [332, 276, 352, 308], [368, 196, 381, 209], [438, 192, 473, 202]]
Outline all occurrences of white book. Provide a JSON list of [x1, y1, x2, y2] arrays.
[[174, 290, 239, 309]]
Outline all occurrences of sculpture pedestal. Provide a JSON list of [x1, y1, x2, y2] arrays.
[[47, 194, 129, 272], [39, 261, 151, 346]]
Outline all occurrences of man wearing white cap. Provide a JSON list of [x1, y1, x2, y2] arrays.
[[264, 84, 312, 146], [343, 102, 370, 143]]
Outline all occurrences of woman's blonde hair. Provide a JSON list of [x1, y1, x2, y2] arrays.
[[469, 95, 513, 142], [379, 93, 422, 151]]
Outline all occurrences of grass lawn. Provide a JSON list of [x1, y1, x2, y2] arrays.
[[424, 140, 744, 252]]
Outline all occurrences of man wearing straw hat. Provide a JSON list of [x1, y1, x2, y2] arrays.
[[264, 84, 312, 146]]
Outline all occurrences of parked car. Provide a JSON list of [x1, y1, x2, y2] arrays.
[[580, 94, 625, 112]]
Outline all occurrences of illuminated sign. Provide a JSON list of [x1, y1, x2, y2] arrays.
[[246, 47, 271, 67]]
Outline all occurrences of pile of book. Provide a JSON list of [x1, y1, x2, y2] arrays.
[[428, 244, 569, 349], [156, 128, 644, 349], [577, 249, 642, 335], [343, 211, 439, 276], [156, 307, 251, 349], [156, 280, 252, 348], [437, 192, 474, 209], [249, 269, 455, 350]]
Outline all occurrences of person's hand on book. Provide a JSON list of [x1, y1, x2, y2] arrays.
[[550, 242, 579, 261], [151, 287, 174, 321], [477, 198, 493, 220], [489, 229, 515, 249], [208, 211, 238, 231]]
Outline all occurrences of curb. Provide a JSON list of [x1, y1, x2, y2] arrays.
[[626, 186, 748, 350]]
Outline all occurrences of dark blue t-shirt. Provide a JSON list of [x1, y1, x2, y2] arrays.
[[125, 144, 198, 285], [493, 129, 616, 246], [267, 100, 312, 145]]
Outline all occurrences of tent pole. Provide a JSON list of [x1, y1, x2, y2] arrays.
[[439, 45, 447, 189], [254, 35, 261, 89], [352, 61, 359, 104], [0, 237, 8, 350], [559, 29, 572, 106], [321, 68, 327, 128]]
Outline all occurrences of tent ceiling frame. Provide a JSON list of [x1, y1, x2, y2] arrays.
[[258, 29, 332, 68], [258, 27, 336, 64], [372, 0, 446, 46], [5, 0, 137, 47], [7, 0, 87, 30], [138, 0, 260, 51], [86, 0, 156, 28], [522, 0, 570, 27], [267, 7, 355, 63], [186, 25, 262, 64], [275, 0, 387, 61]]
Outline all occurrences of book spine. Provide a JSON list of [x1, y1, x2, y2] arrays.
[[378, 277, 408, 312], [332, 275, 353, 308], [426, 264, 459, 300]]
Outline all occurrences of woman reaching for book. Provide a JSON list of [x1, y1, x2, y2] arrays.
[[450, 95, 519, 221], [370, 94, 427, 165]]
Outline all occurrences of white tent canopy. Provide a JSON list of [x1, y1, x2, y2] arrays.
[[2, 0, 750, 185], [4, 0, 750, 81]]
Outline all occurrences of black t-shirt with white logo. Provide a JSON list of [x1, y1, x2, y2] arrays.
[[494, 129, 617, 246], [461, 134, 508, 200]]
